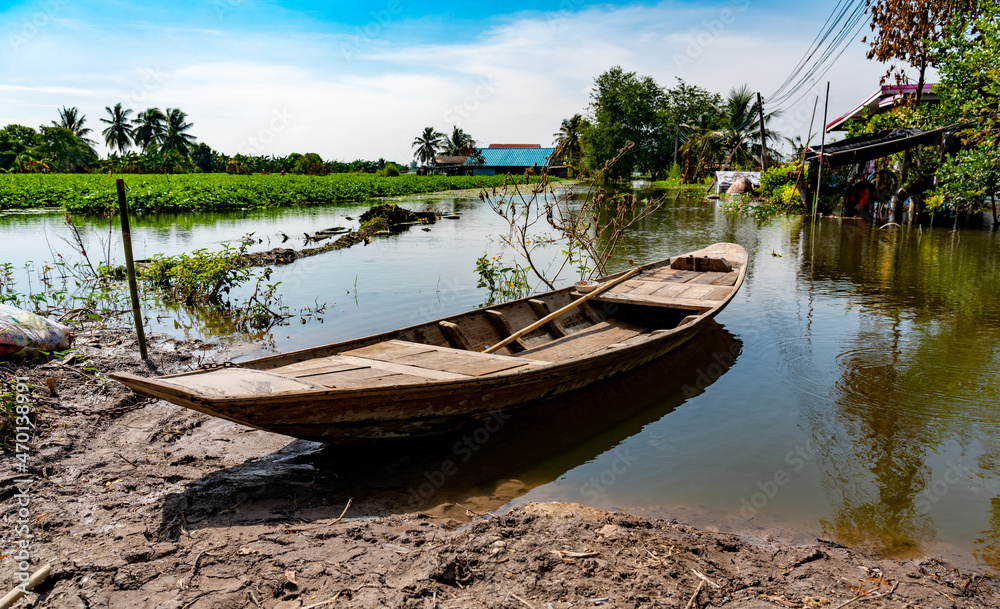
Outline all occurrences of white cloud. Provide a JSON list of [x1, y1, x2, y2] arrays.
[[1, 0, 889, 162]]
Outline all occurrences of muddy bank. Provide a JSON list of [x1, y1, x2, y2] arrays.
[[1, 330, 997, 608]]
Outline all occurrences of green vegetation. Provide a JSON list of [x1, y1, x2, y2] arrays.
[[556, 69, 778, 183], [0, 173, 532, 213]]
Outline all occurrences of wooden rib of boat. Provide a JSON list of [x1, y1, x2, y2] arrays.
[[110, 243, 748, 443]]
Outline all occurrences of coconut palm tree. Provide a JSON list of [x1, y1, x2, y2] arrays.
[[443, 126, 475, 156], [553, 114, 588, 162], [412, 127, 444, 166], [100, 103, 135, 154], [159, 108, 196, 156], [53, 106, 93, 142], [133, 107, 166, 152], [680, 85, 780, 172]]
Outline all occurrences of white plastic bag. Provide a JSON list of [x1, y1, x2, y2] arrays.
[[0, 304, 74, 356]]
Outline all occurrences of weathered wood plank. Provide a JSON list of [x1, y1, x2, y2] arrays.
[[517, 321, 645, 362], [674, 284, 716, 300], [623, 280, 667, 295], [660, 270, 700, 283], [439, 320, 476, 351], [332, 355, 470, 380], [527, 299, 567, 337], [701, 286, 733, 301], [670, 255, 733, 272], [390, 349, 532, 376], [485, 310, 528, 353], [344, 340, 437, 359], [158, 368, 325, 396], [647, 283, 690, 298], [687, 272, 727, 285], [711, 272, 739, 286], [592, 291, 715, 311], [305, 369, 434, 388], [269, 357, 368, 377]]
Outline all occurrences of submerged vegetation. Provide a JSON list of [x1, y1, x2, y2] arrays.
[[0, 173, 531, 213]]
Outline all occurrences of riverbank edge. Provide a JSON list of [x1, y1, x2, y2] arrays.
[[0, 328, 997, 607]]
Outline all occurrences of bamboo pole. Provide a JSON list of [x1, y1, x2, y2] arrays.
[[484, 267, 641, 354], [0, 564, 51, 609], [813, 82, 830, 218], [116, 179, 148, 360]]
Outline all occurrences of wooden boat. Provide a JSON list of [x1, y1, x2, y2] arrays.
[[110, 243, 747, 443]]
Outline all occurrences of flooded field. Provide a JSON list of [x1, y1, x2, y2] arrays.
[[3, 188, 1000, 569]]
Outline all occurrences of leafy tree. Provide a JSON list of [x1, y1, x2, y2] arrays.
[[100, 103, 135, 154], [32, 126, 98, 172], [293, 152, 330, 175], [864, 0, 983, 102], [443, 126, 476, 156], [553, 114, 589, 163], [133, 107, 166, 152], [663, 79, 722, 164], [53, 106, 94, 143], [159, 108, 196, 156], [717, 85, 780, 169], [678, 84, 779, 173], [0, 124, 37, 171], [191, 142, 215, 172], [412, 127, 444, 166], [928, 3, 1000, 214], [584, 67, 668, 180]]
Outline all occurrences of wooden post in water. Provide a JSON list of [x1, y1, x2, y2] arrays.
[[757, 92, 768, 172], [813, 82, 830, 218], [116, 179, 148, 360]]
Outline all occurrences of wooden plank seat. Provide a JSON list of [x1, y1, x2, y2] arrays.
[[516, 320, 647, 362], [267, 340, 543, 389], [591, 266, 736, 312], [342, 340, 539, 377]]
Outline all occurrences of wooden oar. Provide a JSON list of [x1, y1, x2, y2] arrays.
[[0, 564, 51, 609], [484, 267, 641, 354]]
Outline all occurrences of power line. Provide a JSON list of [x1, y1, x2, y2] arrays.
[[766, 0, 869, 111], [768, 0, 858, 101]]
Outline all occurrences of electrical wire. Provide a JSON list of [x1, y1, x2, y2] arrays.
[[766, 0, 869, 111]]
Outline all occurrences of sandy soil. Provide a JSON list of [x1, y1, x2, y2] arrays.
[[1, 329, 998, 608]]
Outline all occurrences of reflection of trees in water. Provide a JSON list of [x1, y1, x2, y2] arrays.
[[819, 310, 935, 557], [795, 221, 1000, 558]]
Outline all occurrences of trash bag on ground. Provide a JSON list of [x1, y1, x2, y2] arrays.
[[0, 304, 73, 357]]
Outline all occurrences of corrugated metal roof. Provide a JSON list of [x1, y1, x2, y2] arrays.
[[466, 147, 554, 167]]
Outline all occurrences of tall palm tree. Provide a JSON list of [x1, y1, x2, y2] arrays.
[[412, 127, 444, 166], [443, 126, 475, 156], [553, 114, 588, 162], [715, 85, 781, 170], [53, 106, 94, 144], [159, 108, 196, 156], [100, 103, 134, 154], [680, 85, 780, 172], [133, 107, 166, 152]]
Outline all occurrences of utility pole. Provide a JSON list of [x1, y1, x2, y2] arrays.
[[813, 83, 831, 218], [757, 92, 768, 172]]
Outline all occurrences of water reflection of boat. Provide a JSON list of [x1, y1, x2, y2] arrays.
[[112, 243, 747, 443]]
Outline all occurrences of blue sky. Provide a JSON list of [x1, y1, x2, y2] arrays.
[[1, 0, 893, 163]]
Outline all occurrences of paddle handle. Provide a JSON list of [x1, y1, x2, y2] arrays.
[[484, 267, 641, 354]]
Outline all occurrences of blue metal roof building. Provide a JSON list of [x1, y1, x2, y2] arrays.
[[464, 146, 556, 176]]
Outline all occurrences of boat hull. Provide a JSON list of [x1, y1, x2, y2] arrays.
[[112, 243, 748, 443]]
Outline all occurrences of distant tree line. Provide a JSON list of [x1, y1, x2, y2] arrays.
[[0, 105, 401, 175], [552, 69, 781, 182]]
